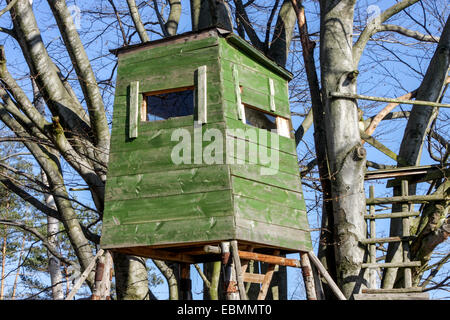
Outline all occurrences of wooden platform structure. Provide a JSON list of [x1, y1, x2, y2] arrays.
[[95, 28, 340, 300], [355, 164, 449, 300]]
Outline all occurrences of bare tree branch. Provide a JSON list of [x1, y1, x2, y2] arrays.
[[126, 0, 150, 42], [378, 24, 440, 43]]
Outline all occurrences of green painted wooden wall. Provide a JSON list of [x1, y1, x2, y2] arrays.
[[100, 29, 312, 253]]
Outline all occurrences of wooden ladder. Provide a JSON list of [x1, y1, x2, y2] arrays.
[[223, 242, 299, 300], [207, 241, 346, 300], [354, 179, 429, 300], [239, 247, 281, 300]]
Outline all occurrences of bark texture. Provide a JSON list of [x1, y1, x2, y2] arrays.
[[383, 15, 450, 289], [319, 0, 367, 298]]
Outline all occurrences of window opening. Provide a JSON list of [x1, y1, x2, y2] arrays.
[[244, 105, 277, 131], [144, 86, 194, 121]]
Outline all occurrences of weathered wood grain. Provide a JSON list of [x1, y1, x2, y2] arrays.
[[104, 189, 234, 226]]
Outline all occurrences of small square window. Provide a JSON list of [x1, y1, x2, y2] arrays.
[[144, 87, 194, 121], [244, 105, 277, 131]]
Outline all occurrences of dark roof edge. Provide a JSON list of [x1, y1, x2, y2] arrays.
[[110, 27, 293, 81], [223, 32, 293, 81], [109, 27, 219, 56]]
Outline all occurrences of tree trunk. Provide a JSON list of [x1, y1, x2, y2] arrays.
[[192, 0, 232, 31], [47, 215, 64, 299], [319, 0, 367, 298], [91, 251, 113, 300], [383, 15, 450, 289], [0, 229, 6, 300], [113, 252, 151, 300], [154, 259, 179, 300]]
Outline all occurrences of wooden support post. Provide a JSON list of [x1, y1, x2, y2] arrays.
[[366, 194, 446, 205], [91, 250, 113, 300], [368, 186, 377, 289], [257, 264, 275, 300], [128, 81, 139, 139], [329, 92, 450, 108], [230, 241, 247, 300], [65, 249, 104, 300], [401, 180, 413, 288], [237, 250, 301, 268], [299, 251, 317, 300], [179, 263, 192, 300], [310, 259, 325, 299], [221, 242, 240, 300], [307, 251, 347, 300]]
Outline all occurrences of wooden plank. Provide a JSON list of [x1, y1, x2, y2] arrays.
[[232, 64, 245, 122], [276, 116, 291, 138], [105, 165, 231, 202], [330, 91, 450, 108], [100, 215, 236, 249], [366, 194, 446, 205], [235, 217, 312, 251], [116, 58, 220, 95], [269, 78, 276, 112], [353, 293, 429, 300], [223, 79, 291, 119], [361, 261, 421, 268], [119, 36, 219, 63], [364, 211, 420, 219], [368, 186, 377, 289], [66, 249, 104, 300], [243, 272, 266, 283], [128, 81, 139, 139], [230, 240, 248, 300], [233, 194, 309, 232], [219, 37, 291, 81], [107, 123, 230, 177], [362, 287, 424, 294], [230, 163, 302, 192], [225, 135, 301, 176], [110, 120, 226, 153], [103, 189, 233, 226], [257, 255, 277, 300], [225, 117, 297, 155], [221, 59, 289, 103], [386, 167, 449, 187], [115, 246, 196, 263], [299, 251, 318, 300], [237, 250, 300, 268], [307, 251, 347, 300], [196, 65, 207, 124], [360, 130, 407, 165], [231, 176, 305, 211], [118, 46, 219, 79], [360, 236, 415, 245], [401, 180, 413, 288]]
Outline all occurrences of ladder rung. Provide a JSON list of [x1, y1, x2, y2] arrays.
[[366, 194, 446, 205], [364, 211, 420, 219], [360, 236, 415, 244], [242, 272, 265, 284], [361, 261, 421, 269], [362, 287, 424, 294], [353, 292, 429, 300]]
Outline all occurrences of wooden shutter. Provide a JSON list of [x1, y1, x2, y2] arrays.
[[276, 117, 291, 138], [196, 65, 207, 124], [129, 81, 139, 139], [232, 64, 245, 123], [269, 78, 276, 112]]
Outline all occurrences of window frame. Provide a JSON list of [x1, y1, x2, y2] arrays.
[[140, 85, 195, 122]]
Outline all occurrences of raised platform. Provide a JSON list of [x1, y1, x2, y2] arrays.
[[105, 239, 300, 263]]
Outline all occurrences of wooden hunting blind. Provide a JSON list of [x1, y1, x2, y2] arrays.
[[100, 28, 312, 263]]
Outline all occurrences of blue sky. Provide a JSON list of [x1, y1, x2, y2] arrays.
[[0, 0, 448, 299]]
